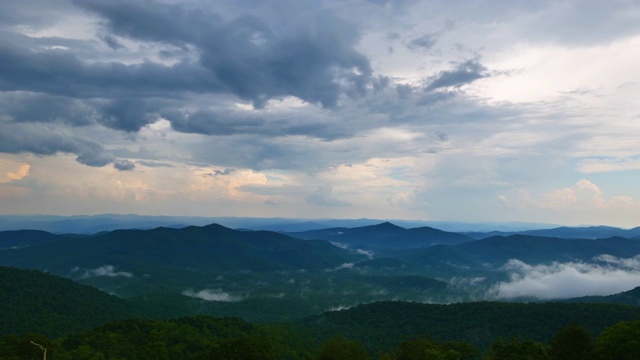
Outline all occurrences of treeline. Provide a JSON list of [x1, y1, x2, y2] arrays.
[[298, 301, 640, 352], [1, 317, 640, 359], [0, 316, 307, 360]]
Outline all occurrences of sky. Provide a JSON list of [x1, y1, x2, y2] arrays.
[[1, 0, 640, 227]]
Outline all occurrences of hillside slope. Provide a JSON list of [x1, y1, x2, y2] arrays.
[[300, 300, 640, 353], [0, 224, 361, 275], [0, 266, 142, 337]]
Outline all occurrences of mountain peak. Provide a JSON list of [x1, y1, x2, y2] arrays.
[[373, 222, 404, 230]]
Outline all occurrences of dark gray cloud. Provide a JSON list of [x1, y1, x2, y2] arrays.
[[0, 0, 381, 162], [0, 123, 115, 167], [408, 33, 438, 50], [425, 60, 488, 91], [99, 32, 124, 51], [188, 134, 338, 171], [196, 13, 371, 108], [76, 0, 374, 108], [0, 43, 220, 100], [113, 159, 135, 171], [162, 107, 349, 140], [96, 99, 160, 132], [137, 160, 174, 168], [0, 0, 609, 177], [75, 0, 215, 45], [212, 168, 234, 176], [0, 93, 96, 126]]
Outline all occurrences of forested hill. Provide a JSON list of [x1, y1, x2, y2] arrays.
[[567, 285, 640, 306], [0, 266, 143, 337], [299, 301, 640, 353], [0, 224, 361, 275], [0, 230, 60, 249]]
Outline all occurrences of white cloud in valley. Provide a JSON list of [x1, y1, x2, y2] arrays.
[[182, 289, 243, 302], [76, 265, 134, 279], [490, 256, 640, 300]]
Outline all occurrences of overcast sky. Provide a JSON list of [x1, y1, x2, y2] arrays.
[[1, 0, 639, 227]]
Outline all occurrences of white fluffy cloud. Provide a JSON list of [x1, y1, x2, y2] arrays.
[[490, 256, 640, 300], [498, 179, 640, 226]]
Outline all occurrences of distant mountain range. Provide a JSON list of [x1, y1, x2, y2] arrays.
[[4, 214, 640, 240], [0, 214, 558, 233], [3, 220, 640, 325], [465, 225, 640, 240]]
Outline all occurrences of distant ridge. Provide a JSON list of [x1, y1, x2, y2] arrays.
[[400, 234, 640, 270], [567, 285, 640, 306], [0, 223, 362, 276], [466, 225, 640, 240], [289, 222, 473, 249], [0, 214, 559, 234], [0, 230, 60, 249]]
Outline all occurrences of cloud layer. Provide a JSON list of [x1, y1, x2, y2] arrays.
[[0, 0, 640, 225]]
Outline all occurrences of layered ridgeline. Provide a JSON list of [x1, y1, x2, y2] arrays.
[[0, 224, 452, 322], [3, 221, 640, 322], [4, 218, 640, 359]]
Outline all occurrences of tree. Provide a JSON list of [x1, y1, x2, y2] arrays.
[[549, 324, 594, 360], [315, 337, 371, 360], [596, 321, 640, 360], [207, 334, 278, 360], [382, 338, 476, 360], [30, 341, 47, 360], [484, 337, 549, 360]]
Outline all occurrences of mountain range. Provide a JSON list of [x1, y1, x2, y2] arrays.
[[3, 220, 640, 325], [0, 214, 557, 233], [465, 225, 640, 240]]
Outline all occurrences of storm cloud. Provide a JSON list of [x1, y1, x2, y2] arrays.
[[0, 123, 115, 167], [76, 0, 374, 108], [425, 60, 488, 91], [1, 0, 640, 226]]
